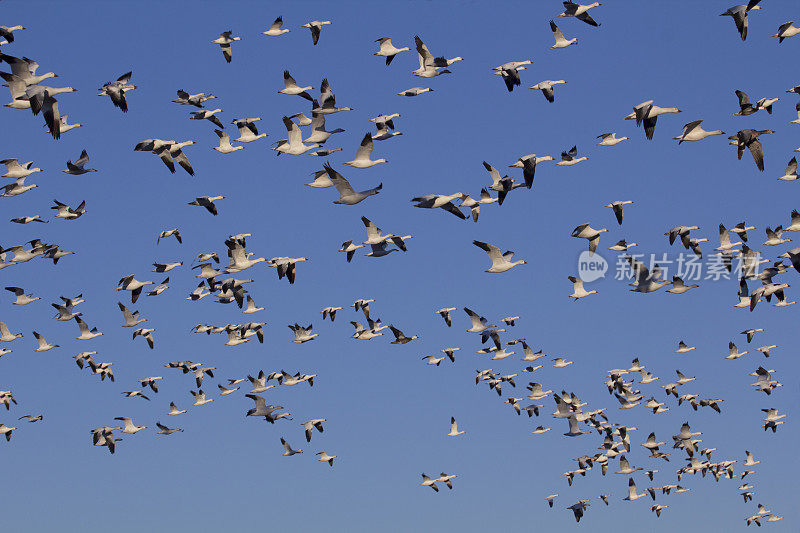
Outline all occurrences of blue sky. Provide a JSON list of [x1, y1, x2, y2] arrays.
[[0, 0, 797, 531]]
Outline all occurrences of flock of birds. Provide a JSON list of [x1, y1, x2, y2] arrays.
[[0, 1, 795, 527]]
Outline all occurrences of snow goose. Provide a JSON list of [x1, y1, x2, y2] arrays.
[[651, 505, 668, 517], [778, 157, 797, 181], [351, 318, 387, 340], [1, 176, 37, 197], [17, 84, 76, 117], [432, 308, 456, 328], [17, 414, 42, 423], [507, 154, 554, 188], [289, 323, 317, 343], [62, 150, 97, 175], [32, 331, 58, 351], [464, 307, 495, 333], [568, 276, 597, 299], [133, 328, 155, 349], [212, 31, 241, 62], [530, 80, 566, 102], [51, 200, 86, 220], [553, 357, 573, 368], [785, 210, 800, 231], [262, 16, 290, 36], [791, 103, 800, 125], [460, 189, 498, 222], [720, 1, 763, 41], [0, 71, 31, 109], [673, 120, 724, 143], [190, 108, 224, 128], [217, 383, 239, 395], [550, 20, 577, 48], [279, 71, 313, 101], [420, 474, 439, 491], [147, 277, 169, 296], [412, 193, 466, 219], [763, 226, 790, 246], [10, 215, 46, 224], [563, 415, 586, 436], [115, 417, 146, 434], [313, 78, 353, 114], [716, 224, 743, 251], [413, 36, 459, 77], [343, 133, 387, 168], [726, 341, 748, 359], [1, 158, 41, 179], [117, 275, 154, 303], [374, 38, 410, 65], [303, 111, 345, 144], [302, 419, 326, 442], [667, 276, 698, 294], [0, 423, 16, 442], [155, 422, 182, 435], [268, 257, 308, 284], [280, 437, 303, 456], [99, 71, 135, 113], [422, 355, 445, 366], [626, 101, 682, 140], [596, 132, 627, 146], [731, 129, 774, 169], [54, 114, 81, 134], [321, 306, 342, 321], [493, 61, 531, 92], [675, 341, 695, 353], [372, 114, 403, 140], [734, 90, 761, 116], [473, 241, 527, 273], [740, 327, 763, 343], [604, 200, 633, 225], [122, 390, 150, 401], [558, 2, 602, 26], [5, 286, 38, 305], [0, 54, 57, 86], [338, 240, 363, 262], [117, 302, 146, 327], [437, 473, 457, 489], [623, 477, 646, 501], [212, 129, 242, 153], [447, 417, 465, 436], [307, 169, 333, 188], [231, 118, 267, 143], [482, 161, 524, 203], [0, 25, 25, 43], [152, 262, 181, 273], [625, 256, 670, 293], [74, 317, 103, 340], [325, 163, 382, 204], [242, 296, 263, 314], [389, 325, 418, 344], [309, 148, 342, 157], [274, 116, 319, 155], [571, 223, 608, 254], [190, 390, 213, 406], [301, 20, 331, 45], [557, 145, 588, 166], [172, 90, 216, 107], [187, 196, 225, 216], [316, 452, 336, 466], [397, 87, 433, 97]]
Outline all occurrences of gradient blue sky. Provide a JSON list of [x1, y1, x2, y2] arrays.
[[0, 1, 797, 531]]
